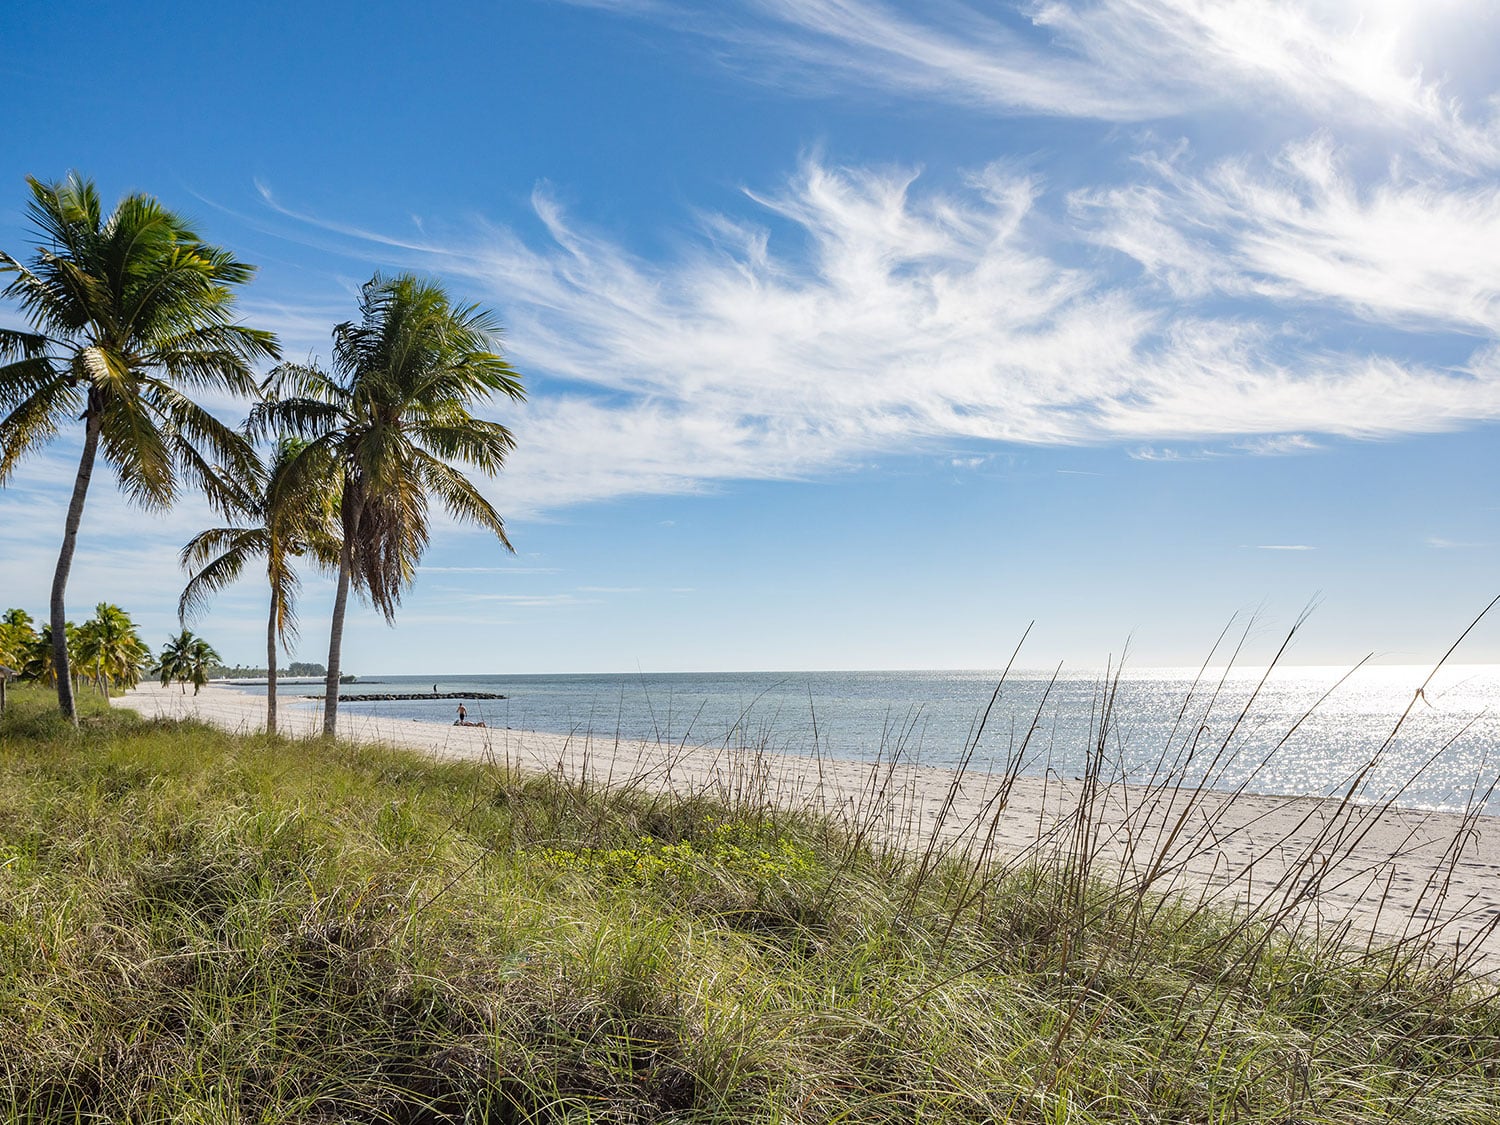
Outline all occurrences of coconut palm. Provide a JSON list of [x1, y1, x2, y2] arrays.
[[158, 629, 220, 695], [75, 602, 150, 696], [0, 609, 37, 671], [187, 635, 220, 693], [179, 439, 339, 733], [253, 273, 524, 736], [23, 621, 79, 686], [0, 173, 278, 723]]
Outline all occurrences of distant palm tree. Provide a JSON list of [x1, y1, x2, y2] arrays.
[[188, 636, 220, 693], [24, 621, 78, 687], [179, 439, 339, 733], [0, 173, 278, 723], [75, 602, 150, 696], [0, 608, 36, 671], [158, 629, 220, 695], [253, 273, 524, 736]]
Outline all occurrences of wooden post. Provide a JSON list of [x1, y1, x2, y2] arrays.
[[0, 666, 14, 718]]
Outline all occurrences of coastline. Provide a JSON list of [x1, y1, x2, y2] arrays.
[[114, 681, 1500, 972]]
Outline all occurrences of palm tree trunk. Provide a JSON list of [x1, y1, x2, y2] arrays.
[[266, 592, 278, 736], [52, 410, 102, 724], [322, 542, 353, 738]]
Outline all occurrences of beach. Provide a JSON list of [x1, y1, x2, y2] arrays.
[[115, 681, 1500, 973]]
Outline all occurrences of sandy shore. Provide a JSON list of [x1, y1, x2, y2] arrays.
[[115, 681, 1500, 973]]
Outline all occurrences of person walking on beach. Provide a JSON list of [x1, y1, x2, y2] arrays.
[[456, 703, 467, 724]]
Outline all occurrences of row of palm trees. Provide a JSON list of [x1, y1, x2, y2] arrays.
[[0, 604, 217, 697], [0, 173, 525, 734]]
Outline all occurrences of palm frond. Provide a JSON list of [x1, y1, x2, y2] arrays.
[[180, 525, 268, 572], [248, 395, 347, 442], [96, 390, 176, 509], [179, 538, 258, 624], [151, 322, 279, 395], [412, 419, 517, 475], [0, 375, 80, 483], [415, 450, 514, 551], [0, 327, 50, 365]]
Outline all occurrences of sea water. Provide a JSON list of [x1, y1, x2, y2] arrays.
[[225, 665, 1500, 815]]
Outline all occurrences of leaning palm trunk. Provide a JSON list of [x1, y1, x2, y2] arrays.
[[51, 410, 102, 724], [322, 539, 354, 738], [266, 594, 279, 736]]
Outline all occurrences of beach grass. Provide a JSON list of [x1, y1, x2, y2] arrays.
[[2, 681, 1499, 1122]]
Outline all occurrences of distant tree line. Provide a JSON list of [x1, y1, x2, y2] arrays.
[[210, 661, 327, 679], [1, 173, 524, 733]]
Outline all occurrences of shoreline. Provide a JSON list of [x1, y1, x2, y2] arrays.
[[114, 681, 1500, 972]]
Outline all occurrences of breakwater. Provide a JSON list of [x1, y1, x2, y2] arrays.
[[310, 691, 507, 702]]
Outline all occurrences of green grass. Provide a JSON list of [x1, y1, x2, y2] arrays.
[[1, 682, 1498, 1123]]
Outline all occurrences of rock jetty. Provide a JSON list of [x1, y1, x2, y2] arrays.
[[309, 691, 507, 702]]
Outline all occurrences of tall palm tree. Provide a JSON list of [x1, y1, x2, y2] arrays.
[[75, 601, 150, 695], [179, 439, 339, 733], [253, 273, 524, 736], [0, 173, 278, 723]]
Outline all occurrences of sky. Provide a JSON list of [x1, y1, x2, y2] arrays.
[[2, 0, 1500, 674]]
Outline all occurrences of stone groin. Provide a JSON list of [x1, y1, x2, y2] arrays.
[[309, 691, 507, 702]]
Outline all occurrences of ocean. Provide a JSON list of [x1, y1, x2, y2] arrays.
[[223, 665, 1500, 815]]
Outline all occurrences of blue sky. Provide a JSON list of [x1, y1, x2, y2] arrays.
[[3, 0, 1500, 673]]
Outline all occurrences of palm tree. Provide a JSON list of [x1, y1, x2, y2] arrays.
[[0, 173, 278, 723], [253, 273, 524, 736], [158, 629, 219, 695], [24, 621, 78, 686], [187, 635, 220, 694], [75, 602, 150, 696], [179, 439, 339, 733], [0, 608, 37, 671]]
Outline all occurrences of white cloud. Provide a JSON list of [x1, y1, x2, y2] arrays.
[[11, 151, 1500, 610], [251, 156, 1500, 514], [1232, 434, 1320, 456], [1129, 446, 1218, 462], [465, 593, 594, 608], [567, 0, 1500, 163], [1075, 138, 1500, 333]]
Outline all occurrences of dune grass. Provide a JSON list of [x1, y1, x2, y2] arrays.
[[2, 681, 1499, 1123]]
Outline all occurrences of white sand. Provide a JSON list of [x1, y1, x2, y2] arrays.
[[115, 681, 1500, 973]]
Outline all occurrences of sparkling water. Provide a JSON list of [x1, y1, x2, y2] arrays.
[[224, 665, 1500, 814]]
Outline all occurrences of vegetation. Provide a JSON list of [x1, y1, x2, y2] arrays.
[[0, 176, 527, 730], [209, 661, 329, 679], [0, 173, 278, 723], [1, 683, 1497, 1122], [156, 630, 221, 695], [0, 608, 36, 671], [180, 438, 340, 734], [73, 602, 150, 695], [253, 273, 525, 736]]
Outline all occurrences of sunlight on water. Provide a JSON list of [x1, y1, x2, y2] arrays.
[[229, 664, 1500, 814]]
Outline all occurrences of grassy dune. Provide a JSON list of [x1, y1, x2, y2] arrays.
[[2, 682, 1498, 1123]]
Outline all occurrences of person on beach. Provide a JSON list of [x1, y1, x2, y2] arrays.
[[456, 703, 467, 724]]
